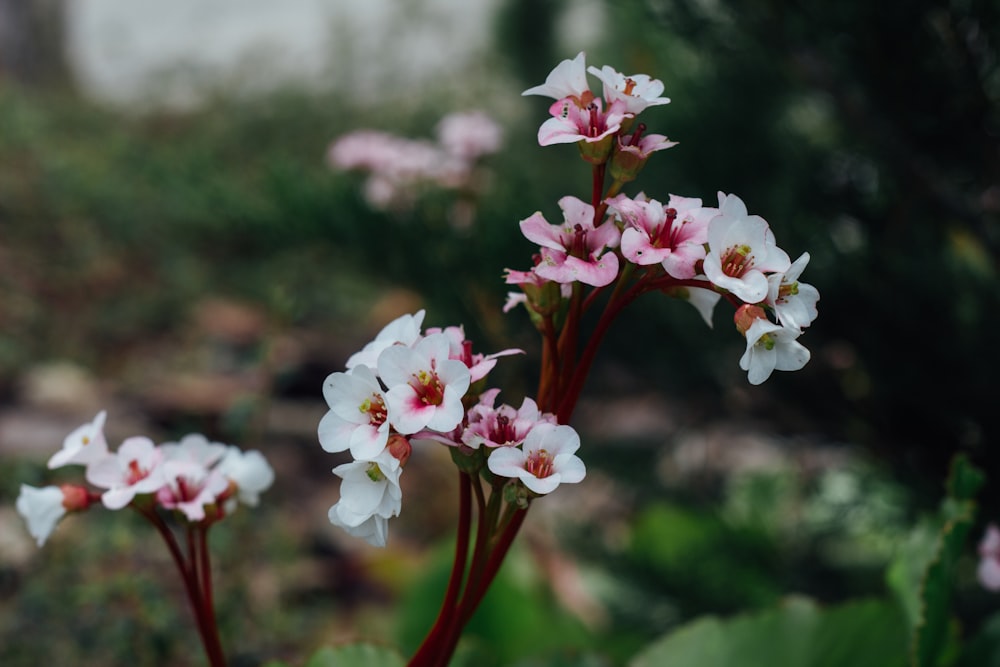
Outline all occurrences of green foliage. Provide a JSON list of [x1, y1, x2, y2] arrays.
[[304, 644, 405, 667], [263, 644, 405, 667], [628, 597, 908, 667], [626, 455, 985, 667], [887, 455, 985, 667], [396, 544, 594, 664], [628, 501, 783, 613]]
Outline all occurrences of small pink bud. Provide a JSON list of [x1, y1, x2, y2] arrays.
[[60, 484, 92, 512], [388, 434, 412, 468], [734, 304, 767, 336]]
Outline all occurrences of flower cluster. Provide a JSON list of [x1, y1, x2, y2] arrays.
[[318, 310, 585, 547], [327, 110, 502, 216], [509, 52, 819, 385], [17, 410, 275, 546]]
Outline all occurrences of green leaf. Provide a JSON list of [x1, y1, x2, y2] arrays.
[[886, 455, 983, 667], [628, 597, 907, 667], [945, 454, 985, 502], [304, 644, 406, 667]]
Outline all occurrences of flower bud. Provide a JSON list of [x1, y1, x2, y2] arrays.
[[734, 304, 767, 336], [59, 484, 94, 512], [387, 434, 412, 468]]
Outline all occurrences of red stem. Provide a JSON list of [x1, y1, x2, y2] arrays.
[[556, 275, 650, 422], [195, 526, 227, 667], [408, 472, 473, 667], [136, 507, 226, 667], [592, 163, 605, 212], [538, 315, 560, 410], [459, 507, 528, 625]]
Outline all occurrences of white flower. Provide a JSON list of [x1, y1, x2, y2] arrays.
[[739, 318, 811, 385], [327, 450, 402, 547], [47, 410, 109, 469], [329, 512, 389, 548], [587, 65, 671, 115], [766, 252, 820, 331], [522, 52, 591, 101], [16, 485, 67, 547], [86, 436, 166, 510], [379, 332, 471, 435], [318, 364, 392, 461], [487, 423, 586, 495], [346, 309, 426, 370], [160, 433, 227, 467], [215, 446, 275, 508], [703, 193, 791, 303]]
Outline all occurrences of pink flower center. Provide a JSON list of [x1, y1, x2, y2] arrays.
[[525, 449, 555, 479], [720, 244, 755, 278], [360, 394, 388, 426], [654, 207, 680, 248], [410, 370, 445, 406], [126, 459, 150, 485], [491, 414, 520, 446], [174, 476, 201, 502]]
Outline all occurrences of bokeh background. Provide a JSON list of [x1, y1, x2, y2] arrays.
[[1, 0, 998, 665]]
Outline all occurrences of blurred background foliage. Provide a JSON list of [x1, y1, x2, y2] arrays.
[[1, 0, 999, 664]]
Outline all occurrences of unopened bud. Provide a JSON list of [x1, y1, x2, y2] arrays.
[[734, 304, 767, 336], [59, 484, 92, 512], [388, 434, 412, 468]]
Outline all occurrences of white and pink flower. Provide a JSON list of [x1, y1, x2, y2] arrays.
[[157, 459, 229, 522], [424, 325, 523, 383], [537, 97, 627, 148], [703, 193, 791, 303], [520, 196, 621, 287], [86, 436, 166, 510], [378, 332, 472, 435], [610, 193, 712, 278], [487, 423, 586, 495], [319, 364, 392, 462], [462, 389, 555, 450]]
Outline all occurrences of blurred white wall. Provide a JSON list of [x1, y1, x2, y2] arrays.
[[64, 0, 506, 109]]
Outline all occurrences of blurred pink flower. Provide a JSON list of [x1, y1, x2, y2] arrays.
[[978, 524, 1000, 592]]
